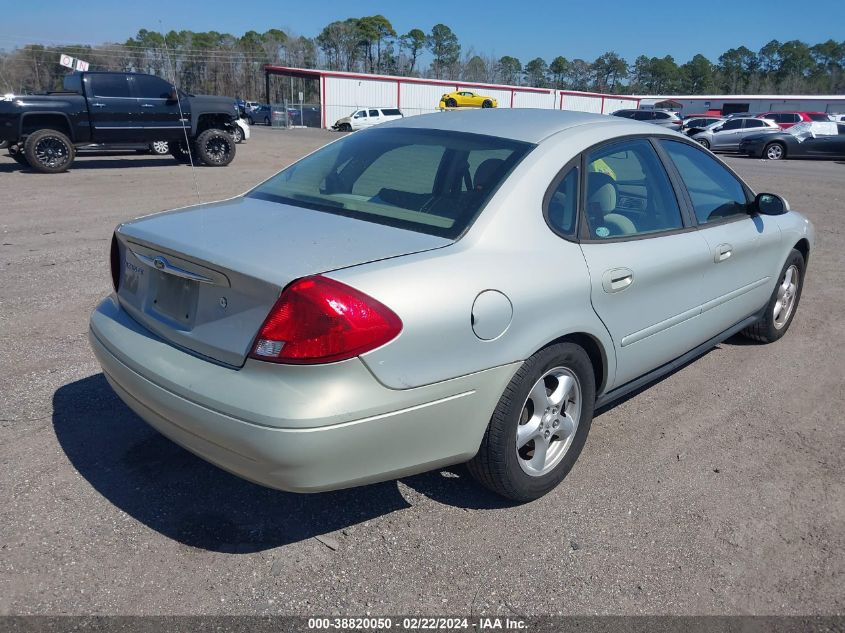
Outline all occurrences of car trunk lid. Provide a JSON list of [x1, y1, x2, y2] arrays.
[[114, 195, 451, 366]]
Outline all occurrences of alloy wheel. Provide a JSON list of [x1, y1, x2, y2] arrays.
[[766, 144, 784, 160], [203, 137, 231, 164], [34, 136, 70, 169], [774, 264, 799, 330], [516, 367, 582, 477]]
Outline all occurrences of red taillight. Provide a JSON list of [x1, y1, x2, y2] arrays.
[[249, 275, 402, 364]]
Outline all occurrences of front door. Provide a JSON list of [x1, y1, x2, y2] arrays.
[[131, 74, 189, 142], [578, 138, 712, 388], [84, 74, 139, 143], [710, 118, 743, 149], [659, 139, 783, 336]]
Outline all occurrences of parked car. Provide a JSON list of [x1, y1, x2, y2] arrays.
[[439, 91, 498, 109], [691, 117, 779, 151], [288, 106, 322, 127], [830, 113, 845, 122], [681, 116, 724, 136], [0, 71, 238, 172], [246, 105, 271, 125], [89, 109, 812, 502], [611, 109, 682, 131], [332, 107, 403, 131], [756, 111, 832, 129], [739, 121, 845, 160]]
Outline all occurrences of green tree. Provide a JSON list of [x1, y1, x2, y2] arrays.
[[400, 28, 426, 74], [524, 57, 548, 87], [593, 51, 628, 91], [549, 56, 570, 88], [427, 24, 460, 79], [496, 55, 522, 85], [681, 53, 715, 93], [463, 55, 487, 82]]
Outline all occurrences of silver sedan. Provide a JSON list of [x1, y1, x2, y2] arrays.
[[89, 110, 813, 501], [691, 116, 779, 151]]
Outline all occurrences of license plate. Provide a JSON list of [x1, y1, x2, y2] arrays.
[[151, 270, 198, 326]]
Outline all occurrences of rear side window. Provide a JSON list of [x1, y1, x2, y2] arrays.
[[744, 119, 767, 128], [654, 111, 670, 119], [660, 140, 748, 224], [613, 111, 636, 119], [381, 109, 401, 116], [369, 109, 379, 117], [583, 139, 683, 239], [632, 111, 653, 120], [807, 113, 831, 121], [546, 167, 578, 237], [721, 119, 743, 130], [249, 128, 533, 239], [88, 74, 131, 98]]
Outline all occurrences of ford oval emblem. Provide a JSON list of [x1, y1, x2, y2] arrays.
[[153, 256, 166, 270]]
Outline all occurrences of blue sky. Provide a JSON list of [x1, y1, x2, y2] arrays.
[[1, 0, 840, 64]]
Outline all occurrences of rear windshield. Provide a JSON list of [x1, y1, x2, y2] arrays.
[[807, 113, 831, 121], [248, 128, 533, 239]]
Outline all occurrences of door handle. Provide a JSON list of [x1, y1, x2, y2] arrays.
[[140, 103, 155, 108], [91, 102, 106, 107], [714, 243, 733, 263], [602, 267, 634, 293]]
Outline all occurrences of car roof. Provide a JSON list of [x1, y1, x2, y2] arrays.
[[382, 109, 629, 143]]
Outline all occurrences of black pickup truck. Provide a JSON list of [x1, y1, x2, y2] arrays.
[[0, 71, 239, 173]]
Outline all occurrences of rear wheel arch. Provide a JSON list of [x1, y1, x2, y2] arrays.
[[534, 332, 607, 398], [20, 113, 74, 141]]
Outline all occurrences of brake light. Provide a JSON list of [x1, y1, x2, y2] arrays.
[[250, 276, 402, 364]]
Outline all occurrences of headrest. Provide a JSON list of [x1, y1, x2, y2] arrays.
[[474, 159, 505, 192]]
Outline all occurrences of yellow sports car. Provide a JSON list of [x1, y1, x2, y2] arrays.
[[438, 91, 498, 109]]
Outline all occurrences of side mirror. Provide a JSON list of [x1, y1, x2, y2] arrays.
[[713, 126, 724, 132], [753, 192, 790, 215], [168, 88, 178, 102]]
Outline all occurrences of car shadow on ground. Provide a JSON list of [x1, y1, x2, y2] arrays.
[[0, 158, 180, 173], [52, 374, 512, 553]]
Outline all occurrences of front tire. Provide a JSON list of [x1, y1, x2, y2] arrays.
[[482, 100, 493, 108], [195, 129, 235, 167], [23, 129, 75, 173], [231, 126, 244, 143], [742, 249, 805, 343], [696, 138, 710, 149], [764, 142, 785, 160], [468, 342, 596, 502], [170, 140, 193, 163]]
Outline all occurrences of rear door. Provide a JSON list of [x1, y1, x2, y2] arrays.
[[659, 139, 782, 336], [739, 117, 772, 141], [131, 74, 188, 141], [577, 138, 712, 387], [368, 109, 381, 127], [85, 74, 139, 143], [801, 124, 845, 158]]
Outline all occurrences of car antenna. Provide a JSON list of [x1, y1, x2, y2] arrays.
[[161, 25, 202, 205]]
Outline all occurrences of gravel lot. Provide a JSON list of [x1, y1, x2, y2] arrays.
[[0, 127, 842, 616]]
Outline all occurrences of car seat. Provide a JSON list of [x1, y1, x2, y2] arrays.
[[586, 172, 637, 237]]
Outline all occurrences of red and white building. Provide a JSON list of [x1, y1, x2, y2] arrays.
[[263, 65, 640, 129]]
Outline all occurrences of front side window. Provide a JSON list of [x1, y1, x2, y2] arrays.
[[133, 75, 173, 99], [583, 139, 683, 239], [654, 111, 670, 119], [369, 109, 379, 117], [660, 140, 748, 224], [354, 111, 367, 118], [633, 111, 653, 120], [88, 74, 131, 98], [249, 128, 532, 238]]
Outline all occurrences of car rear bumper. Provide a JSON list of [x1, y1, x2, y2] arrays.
[[88, 296, 519, 492]]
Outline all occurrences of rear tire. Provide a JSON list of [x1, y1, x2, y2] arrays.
[[231, 126, 244, 143], [264, 116, 271, 126], [741, 249, 805, 343], [696, 138, 710, 149], [446, 98, 457, 108], [468, 342, 595, 502], [23, 129, 75, 173], [195, 128, 235, 167], [764, 142, 785, 160]]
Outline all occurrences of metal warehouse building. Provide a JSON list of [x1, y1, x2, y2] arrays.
[[637, 95, 845, 116], [263, 65, 640, 129]]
